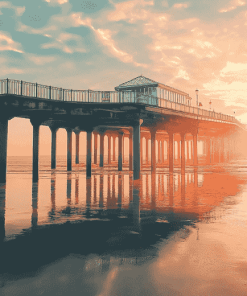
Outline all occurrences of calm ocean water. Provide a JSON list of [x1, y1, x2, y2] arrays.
[[1, 156, 247, 295]]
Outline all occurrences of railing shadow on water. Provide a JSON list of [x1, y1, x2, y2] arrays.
[[0, 78, 240, 126]]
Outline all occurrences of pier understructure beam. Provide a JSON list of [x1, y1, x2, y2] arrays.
[[75, 131, 80, 165], [193, 132, 198, 166], [99, 132, 104, 168], [168, 132, 174, 174], [181, 132, 186, 175], [86, 128, 94, 178], [0, 115, 8, 183], [30, 118, 42, 182], [49, 125, 59, 169], [118, 131, 123, 171], [150, 129, 157, 173], [129, 131, 133, 171], [133, 120, 142, 180], [66, 127, 73, 172]]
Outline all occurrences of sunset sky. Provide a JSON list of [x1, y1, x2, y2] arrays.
[[1, 0, 247, 156]]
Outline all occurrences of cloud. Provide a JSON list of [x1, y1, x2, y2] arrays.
[[173, 3, 189, 9], [0, 32, 23, 53], [162, 1, 169, 7], [44, 0, 69, 5], [17, 23, 57, 38], [41, 32, 86, 53], [28, 55, 57, 65], [0, 1, 25, 16], [1, 67, 24, 75], [108, 0, 154, 23], [219, 0, 246, 13], [221, 61, 247, 74], [71, 13, 148, 67]]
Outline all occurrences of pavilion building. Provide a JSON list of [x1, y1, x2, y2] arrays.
[[114, 75, 192, 106]]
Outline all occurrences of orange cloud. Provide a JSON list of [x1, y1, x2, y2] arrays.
[[108, 0, 154, 23], [219, 0, 246, 13], [44, 0, 69, 4], [0, 32, 23, 53], [173, 3, 189, 9], [0, 1, 25, 16], [41, 32, 86, 54]]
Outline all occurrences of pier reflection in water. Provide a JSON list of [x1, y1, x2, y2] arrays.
[[0, 160, 247, 295]]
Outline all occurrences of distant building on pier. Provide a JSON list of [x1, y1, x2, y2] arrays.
[[115, 75, 192, 106]]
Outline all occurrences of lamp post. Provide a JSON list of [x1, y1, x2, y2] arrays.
[[195, 89, 199, 107]]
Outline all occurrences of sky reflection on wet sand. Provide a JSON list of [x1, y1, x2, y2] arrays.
[[1, 157, 247, 295]]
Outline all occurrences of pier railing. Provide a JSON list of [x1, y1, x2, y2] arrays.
[[0, 78, 239, 125]]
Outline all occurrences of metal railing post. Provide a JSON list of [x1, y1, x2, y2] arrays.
[[6, 78, 8, 94], [63, 89, 64, 101], [21, 80, 22, 95], [36, 83, 38, 98], [71, 89, 72, 101], [49, 86, 51, 100]]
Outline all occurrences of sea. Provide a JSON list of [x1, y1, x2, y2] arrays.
[[0, 155, 247, 296]]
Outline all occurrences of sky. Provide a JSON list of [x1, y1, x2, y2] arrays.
[[1, 0, 247, 156]]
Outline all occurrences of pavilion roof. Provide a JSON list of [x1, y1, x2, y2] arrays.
[[115, 75, 158, 90], [115, 75, 189, 97]]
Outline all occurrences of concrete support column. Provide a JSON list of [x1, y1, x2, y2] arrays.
[[100, 133, 104, 167], [158, 140, 161, 164], [193, 133, 198, 166], [187, 140, 190, 162], [50, 127, 57, 169], [86, 131, 92, 178], [123, 137, 125, 164], [66, 128, 72, 172], [0, 184, 6, 241], [161, 140, 164, 164], [169, 133, 174, 174], [146, 137, 149, 164], [133, 122, 141, 180], [113, 136, 116, 161], [118, 132, 123, 171], [0, 117, 8, 183], [177, 140, 181, 162], [32, 121, 41, 182], [151, 130, 156, 173], [94, 132, 98, 165], [108, 135, 111, 164], [75, 132, 80, 164], [140, 134, 143, 167], [181, 133, 185, 174], [129, 132, 133, 171]]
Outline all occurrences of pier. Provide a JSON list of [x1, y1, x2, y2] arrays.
[[0, 76, 244, 183]]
